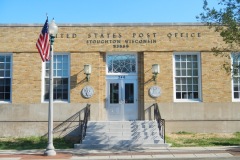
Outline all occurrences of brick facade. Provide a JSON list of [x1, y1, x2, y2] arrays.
[[0, 24, 239, 136]]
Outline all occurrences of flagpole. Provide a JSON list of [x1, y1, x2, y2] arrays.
[[44, 19, 58, 156]]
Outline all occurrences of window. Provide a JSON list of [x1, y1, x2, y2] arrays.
[[232, 53, 240, 101], [107, 54, 137, 74], [173, 52, 201, 102], [44, 54, 69, 102], [0, 54, 12, 102]]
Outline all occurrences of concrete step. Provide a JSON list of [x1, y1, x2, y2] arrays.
[[74, 120, 167, 149], [86, 129, 159, 133], [84, 135, 162, 141], [74, 143, 169, 149], [83, 136, 162, 142], [82, 139, 164, 145], [86, 129, 159, 134], [86, 121, 159, 133], [87, 121, 158, 127]]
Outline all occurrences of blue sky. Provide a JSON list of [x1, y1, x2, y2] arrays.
[[0, 0, 219, 24]]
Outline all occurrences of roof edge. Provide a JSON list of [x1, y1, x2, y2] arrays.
[[0, 22, 207, 27]]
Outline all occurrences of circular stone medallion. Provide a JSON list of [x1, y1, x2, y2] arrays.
[[82, 86, 94, 98], [149, 86, 161, 98]]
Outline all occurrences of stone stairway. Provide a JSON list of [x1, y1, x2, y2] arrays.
[[74, 121, 168, 149]]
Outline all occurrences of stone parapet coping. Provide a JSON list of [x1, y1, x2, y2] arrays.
[[0, 22, 207, 27]]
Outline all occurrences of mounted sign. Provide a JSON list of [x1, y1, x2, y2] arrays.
[[149, 86, 161, 98], [82, 86, 94, 98]]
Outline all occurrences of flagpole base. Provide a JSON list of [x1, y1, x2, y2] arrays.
[[44, 149, 56, 156]]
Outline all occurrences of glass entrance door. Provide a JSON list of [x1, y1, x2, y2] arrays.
[[107, 79, 138, 121]]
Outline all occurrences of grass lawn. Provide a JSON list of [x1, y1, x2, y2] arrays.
[[166, 132, 240, 147], [0, 132, 239, 149], [0, 137, 74, 150]]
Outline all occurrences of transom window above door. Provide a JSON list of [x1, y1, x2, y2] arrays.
[[106, 54, 137, 74]]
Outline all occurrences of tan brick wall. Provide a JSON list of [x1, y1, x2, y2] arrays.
[[201, 52, 232, 102], [143, 52, 173, 105], [1, 25, 240, 134], [99, 52, 107, 119], [0, 25, 224, 53], [70, 52, 101, 103], [11, 51, 233, 105], [0, 25, 234, 112], [12, 52, 42, 104]]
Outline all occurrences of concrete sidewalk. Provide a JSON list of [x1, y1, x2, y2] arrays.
[[0, 146, 239, 159]]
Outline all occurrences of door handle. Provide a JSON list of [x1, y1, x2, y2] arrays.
[[119, 100, 125, 104]]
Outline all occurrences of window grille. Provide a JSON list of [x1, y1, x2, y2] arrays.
[[0, 55, 11, 102], [174, 53, 201, 101], [107, 54, 136, 74], [44, 54, 69, 102]]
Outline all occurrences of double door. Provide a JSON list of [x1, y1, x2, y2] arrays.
[[107, 77, 138, 121]]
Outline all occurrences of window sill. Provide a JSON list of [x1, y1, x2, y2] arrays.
[[232, 99, 240, 102], [42, 101, 69, 103], [0, 101, 11, 104], [174, 99, 202, 103]]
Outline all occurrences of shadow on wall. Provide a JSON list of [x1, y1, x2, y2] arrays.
[[144, 68, 155, 85], [42, 106, 88, 143], [70, 70, 88, 90]]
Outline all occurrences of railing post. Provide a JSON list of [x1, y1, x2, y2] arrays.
[[79, 123, 81, 143], [163, 119, 165, 143], [79, 104, 91, 144], [153, 103, 166, 144]]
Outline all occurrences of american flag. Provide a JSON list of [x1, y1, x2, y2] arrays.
[[36, 18, 50, 62]]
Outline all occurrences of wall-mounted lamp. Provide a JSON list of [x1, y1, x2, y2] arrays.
[[152, 64, 160, 81], [84, 64, 92, 81]]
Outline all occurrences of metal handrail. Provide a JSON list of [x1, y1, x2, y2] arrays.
[[80, 104, 90, 143], [153, 103, 165, 143]]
